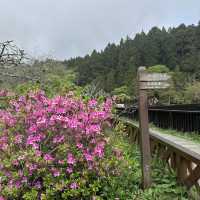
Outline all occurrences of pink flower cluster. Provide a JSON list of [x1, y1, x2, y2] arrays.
[[0, 90, 7, 97], [0, 91, 112, 194]]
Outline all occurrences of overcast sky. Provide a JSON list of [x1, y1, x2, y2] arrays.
[[1, 0, 200, 60]]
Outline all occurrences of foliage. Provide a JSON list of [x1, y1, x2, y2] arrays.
[[184, 81, 200, 104], [102, 121, 189, 199], [0, 89, 191, 199], [0, 91, 117, 199], [0, 90, 15, 109], [65, 22, 200, 104], [2, 22, 200, 104], [6, 67, 82, 100], [81, 83, 109, 102], [110, 121, 189, 200], [40, 70, 81, 98], [112, 86, 131, 103], [147, 65, 170, 73], [0, 59, 73, 93], [151, 123, 200, 144]]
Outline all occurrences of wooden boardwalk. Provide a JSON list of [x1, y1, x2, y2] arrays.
[[150, 130, 200, 164], [117, 117, 200, 193], [119, 117, 200, 163]]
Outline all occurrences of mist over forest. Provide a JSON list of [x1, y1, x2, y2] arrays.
[[2, 22, 200, 104]]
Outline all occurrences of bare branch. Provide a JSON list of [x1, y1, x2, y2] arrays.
[[0, 41, 27, 66]]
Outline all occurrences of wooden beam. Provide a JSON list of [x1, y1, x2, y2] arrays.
[[138, 67, 152, 189], [184, 165, 200, 188], [178, 157, 188, 183]]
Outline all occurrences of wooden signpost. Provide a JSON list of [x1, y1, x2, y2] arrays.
[[137, 66, 171, 189]]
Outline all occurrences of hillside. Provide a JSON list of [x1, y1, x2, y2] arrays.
[[1, 22, 200, 104], [65, 22, 200, 104]]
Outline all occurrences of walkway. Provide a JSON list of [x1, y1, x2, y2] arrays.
[[117, 117, 200, 192]]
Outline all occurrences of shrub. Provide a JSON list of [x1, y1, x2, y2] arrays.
[[0, 91, 114, 199], [0, 90, 15, 109], [147, 65, 170, 73]]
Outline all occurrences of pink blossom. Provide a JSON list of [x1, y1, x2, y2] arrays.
[[10, 100, 20, 112], [76, 142, 83, 149], [84, 152, 93, 161], [103, 98, 112, 113], [66, 167, 73, 174], [68, 119, 79, 129], [58, 159, 65, 164], [78, 112, 89, 122], [55, 115, 63, 122], [70, 182, 78, 189], [94, 143, 105, 158], [28, 164, 38, 172], [89, 111, 107, 121], [53, 135, 65, 144], [34, 181, 42, 189], [12, 160, 19, 166], [35, 150, 42, 157], [88, 99, 97, 108], [14, 180, 21, 188], [4, 171, 11, 177], [44, 154, 54, 161], [28, 125, 37, 133], [0, 91, 113, 197], [14, 134, 23, 144], [26, 134, 44, 149], [88, 163, 94, 170], [0, 164, 3, 170], [56, 108, 65, 114], [0, 111, 16, 127], [49, 115, 56, 125], [0, 136, 8, 150], [52, 168, 60, 177], [36, 117, 47, 127], [32, 143, 39, 149], [86, 124, 100, 135], [67, 153, 76, 165], [0, 89, 7, 97], [8, 179, 14, 188], [18, 96, 26, 103]]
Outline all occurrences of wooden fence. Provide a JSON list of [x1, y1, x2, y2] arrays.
[[117, 104, 200, 133], [116, 117, 200, 196]]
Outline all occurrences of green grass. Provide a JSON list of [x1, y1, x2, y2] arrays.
[[150, 123, 200, 144], [118, 117, 200, 144], [105, 123, 190, 200]]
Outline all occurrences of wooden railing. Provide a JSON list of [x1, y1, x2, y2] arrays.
[[117, 104, 200, 133], [115, 117, 200, 195]]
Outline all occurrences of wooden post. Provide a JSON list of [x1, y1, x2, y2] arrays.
[[178, 157, 188, 183], [138, 66, 152, 189]]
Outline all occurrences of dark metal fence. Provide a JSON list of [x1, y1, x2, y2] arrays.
[[117, 104, 200, 133]]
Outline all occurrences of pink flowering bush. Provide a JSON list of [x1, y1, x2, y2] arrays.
[[0, 91, 114, 199]]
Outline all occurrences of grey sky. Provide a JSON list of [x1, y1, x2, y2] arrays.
[[1, 0, 200, 60]]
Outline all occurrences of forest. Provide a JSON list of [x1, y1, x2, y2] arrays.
[[1, 22, 200, 104], [65, 22, 200, 104]]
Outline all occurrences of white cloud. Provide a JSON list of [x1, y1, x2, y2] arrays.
[[0, 0, 200, 59]]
